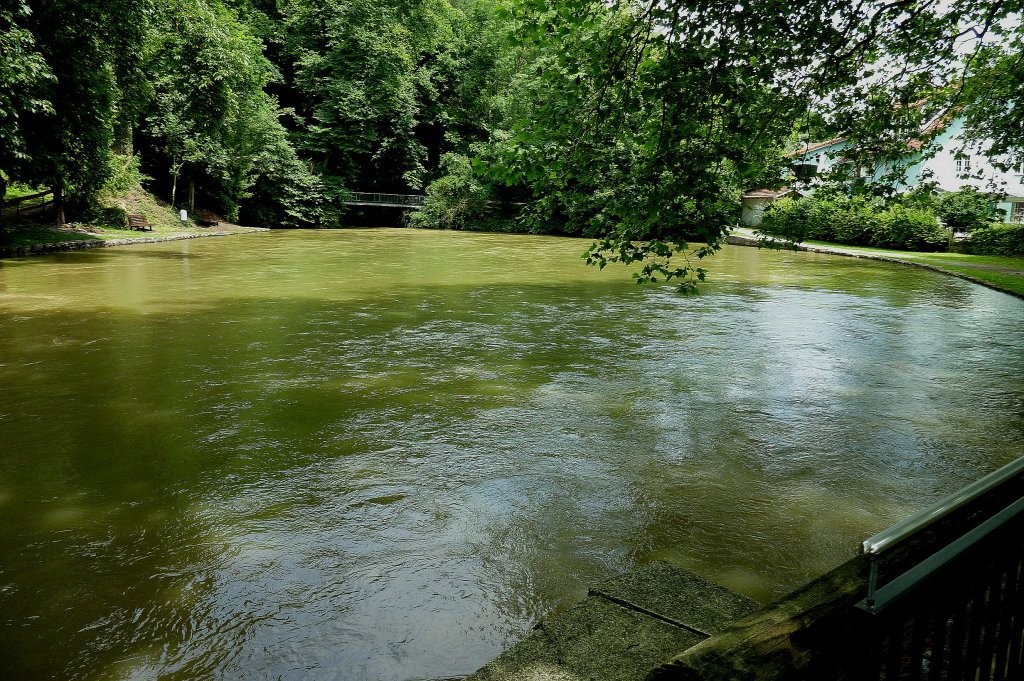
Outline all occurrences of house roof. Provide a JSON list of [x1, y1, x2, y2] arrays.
[[787, 137, 846, 158], [742, 187, 804, 200], [791, 109, 954, 157], [906, 113, 952, 150]]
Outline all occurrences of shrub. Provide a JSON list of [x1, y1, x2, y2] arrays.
[[962, 223, 1024, 256], [935, 187, 1001, 232], [872, 205, 946, 251], [82, 204, 129, 229], [759, 196, 806, 242], [100, 153, 151, 196], [829, 197, 878, 246], [759, 194, 947, 251], [760, 195, 879, 246], [409, 154, 489, 231], [801, 197, 839, 242]]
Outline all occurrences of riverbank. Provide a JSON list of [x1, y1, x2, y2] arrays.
[[0, 221, 268, 259], [3, 228, 1021, 678], [728, 229, 1024, 299], [0, 184, 271, 259]]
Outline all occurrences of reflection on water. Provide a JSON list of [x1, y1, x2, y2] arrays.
[[0, 229, 1022, 679]]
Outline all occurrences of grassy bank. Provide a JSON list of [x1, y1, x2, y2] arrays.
[[1, 187, 258, 252], [801, 239, 1024, 297]]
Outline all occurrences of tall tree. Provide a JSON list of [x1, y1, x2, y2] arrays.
[[282, 0, 502, 206], [8, 0, 151, 224], [0, 1, 54, 185], [954, 1, 1024, 169], [142, 0, 320, 223], [480, 0, 1004, 289]]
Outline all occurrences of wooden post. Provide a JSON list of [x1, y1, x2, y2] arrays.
[[54, 185, 65, 227]]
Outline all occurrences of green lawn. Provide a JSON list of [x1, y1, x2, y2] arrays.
[[1, 186, 238, 251], [801, 239, 1024, 297], [2, 226, 101, 245], [2, 183, 46, 200], [0, 220, 245, 252]]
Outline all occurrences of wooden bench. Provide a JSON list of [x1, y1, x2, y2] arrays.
[[127, 213, 152, 231], [195, 208, 220, 227]]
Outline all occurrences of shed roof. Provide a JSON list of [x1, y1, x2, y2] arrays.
[[742, 187, 804, 199]]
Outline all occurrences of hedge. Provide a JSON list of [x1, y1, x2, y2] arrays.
[[961, 223, 1024, 256], [759, 195, 947, 252]]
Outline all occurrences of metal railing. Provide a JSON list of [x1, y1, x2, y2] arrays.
[[856, 456, 1024, 680], [344, 192, 425, 208]]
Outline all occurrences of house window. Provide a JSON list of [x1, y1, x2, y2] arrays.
[[1012, 202, 1024, 223], [956, 156, 972, 173], [792, 163, 817, 180]]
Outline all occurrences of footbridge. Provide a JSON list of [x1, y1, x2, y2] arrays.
[[343, 192, 425, 209]]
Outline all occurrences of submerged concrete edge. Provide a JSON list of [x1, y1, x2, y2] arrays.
[[466, 561, 760, 681], [726, 233, 1024, 301]]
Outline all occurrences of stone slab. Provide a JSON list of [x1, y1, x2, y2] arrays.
[[467, 563, 762, 681], [468, 595, 704, 681], [590, 561, 761, 636]]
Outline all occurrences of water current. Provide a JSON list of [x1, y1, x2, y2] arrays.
[[0, 228, 1022, 679]]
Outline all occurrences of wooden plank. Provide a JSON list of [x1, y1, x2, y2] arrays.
[[649, 557, 874, 681], [4, 190, 53, 204]]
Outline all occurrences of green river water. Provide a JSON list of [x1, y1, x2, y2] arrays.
[[0, 228, 1022, 680]]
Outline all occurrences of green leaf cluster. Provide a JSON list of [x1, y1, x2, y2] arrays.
[[935, 187, 1002, 233], [0, 0, 152, 219], [409, 153, 490, 230], [0, 2, 54, 165]]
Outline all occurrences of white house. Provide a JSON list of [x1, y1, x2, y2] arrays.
[[741, 117, 1024, 226], [739, 187, 806, 227]]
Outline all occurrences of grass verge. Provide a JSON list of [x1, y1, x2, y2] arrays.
[[801, 239, 1024, 297], [1, 187, 255, 251]]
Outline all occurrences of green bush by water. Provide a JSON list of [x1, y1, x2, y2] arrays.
[[935, 187, 1002, 232], [872, 205, 948, 251], [409, 154, 491, 232], [760, 195, 947, 252], [409, 153, 532, 235], [962, 223, 1024, 256]]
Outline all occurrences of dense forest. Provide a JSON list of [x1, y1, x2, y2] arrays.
[[1, 0, 1022, 282]]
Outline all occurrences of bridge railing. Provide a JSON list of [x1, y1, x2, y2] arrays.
[[856, 455, 1024, 680], [1, 189, 54, 223], [346, 192, 425, 207]]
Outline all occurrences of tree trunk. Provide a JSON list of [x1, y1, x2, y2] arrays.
[[189, 178, 195, 211], [54, 185, 65, 227], [113, 124, 133, 156], [171, 169, 179, 208]]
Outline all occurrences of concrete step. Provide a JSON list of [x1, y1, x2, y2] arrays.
[[467, 561, 760, 681]]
